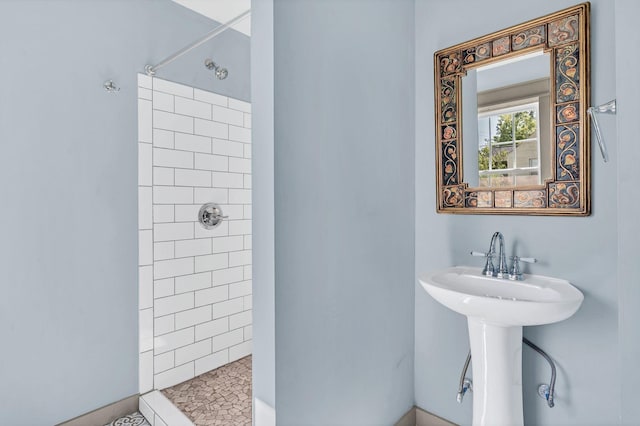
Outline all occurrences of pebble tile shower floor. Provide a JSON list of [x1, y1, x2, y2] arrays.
[[162, 355, 252, 425], [108, 356, 251, 426]]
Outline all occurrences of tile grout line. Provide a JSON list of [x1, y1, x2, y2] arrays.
[[153, 295, 248, 314], [153, 145, 252, 160], [152, 103, 246, 124], [153, 313, 253, 340], [151, 82, 251, 113], [156, 339, 252, 372]]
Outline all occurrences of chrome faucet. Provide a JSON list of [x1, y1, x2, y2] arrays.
[[471, 231, 537, 280], [471, 231, 510, 278], [489, 232, 509, 279]]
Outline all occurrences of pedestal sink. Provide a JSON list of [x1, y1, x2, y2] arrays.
[[419, 266, 584, 426]]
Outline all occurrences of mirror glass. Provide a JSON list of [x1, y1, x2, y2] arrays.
[[462, 51, 551, 188]]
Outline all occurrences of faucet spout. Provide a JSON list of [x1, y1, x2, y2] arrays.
[[496, 233, 508, 278], [483, 233, 497, 276], [488, 232, 509, 278]]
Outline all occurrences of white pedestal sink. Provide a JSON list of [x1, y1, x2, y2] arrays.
[[419, 266, 584, 426]]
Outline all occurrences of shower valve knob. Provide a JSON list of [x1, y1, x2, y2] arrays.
[[198, 203, 228, 229]]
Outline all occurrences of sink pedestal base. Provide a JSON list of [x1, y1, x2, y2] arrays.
[[468, 317, 523, 426]]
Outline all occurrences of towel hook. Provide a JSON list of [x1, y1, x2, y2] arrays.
[[587, 99, 616, 163], [103, 80, 120, 93]]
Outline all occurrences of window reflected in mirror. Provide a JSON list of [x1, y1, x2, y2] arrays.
[[477, 101, 541, 187]]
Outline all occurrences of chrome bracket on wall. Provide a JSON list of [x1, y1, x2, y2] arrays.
[[587, 99, 616, 163], [198, 203, 228, 229]]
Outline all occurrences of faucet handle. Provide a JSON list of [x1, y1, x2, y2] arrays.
[[508, 256, 537, 280], [470, 251, 495, 276]]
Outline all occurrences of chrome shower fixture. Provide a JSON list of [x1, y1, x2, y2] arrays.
[[205, 59, 228, 80]]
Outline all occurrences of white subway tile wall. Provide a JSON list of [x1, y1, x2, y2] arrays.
[[140, 350, 154, 394], [138, 76, 252, 393], [138, 82, 154, 396], [139, 88, 153, 101], [140, 309, 154, 352]]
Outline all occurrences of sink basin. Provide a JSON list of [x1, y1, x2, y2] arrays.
[[419, 266, 584, 426], [419, 266, 584, 326]]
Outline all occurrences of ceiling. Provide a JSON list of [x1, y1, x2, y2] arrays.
[[171, 0, 251, 36]]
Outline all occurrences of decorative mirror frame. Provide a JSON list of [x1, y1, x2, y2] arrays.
[[434, 3, 590, 215]]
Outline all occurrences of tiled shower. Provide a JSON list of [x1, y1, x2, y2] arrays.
[[137, 73, 252, 422]]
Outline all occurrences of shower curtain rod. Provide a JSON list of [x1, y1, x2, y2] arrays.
[[145, 9, 251, 76]]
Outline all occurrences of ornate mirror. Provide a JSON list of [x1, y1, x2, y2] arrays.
[[434, 3, 590, 215]]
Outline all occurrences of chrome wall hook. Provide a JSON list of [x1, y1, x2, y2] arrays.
[[104, 80, 120, 93], [587, 99, 616, 163]]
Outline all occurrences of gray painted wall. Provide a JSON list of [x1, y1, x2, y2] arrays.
[[415, 1, 623, 425], [0, 1, 248, 424], [273, 0, 415, 424], [615, 0, 640, 424]]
